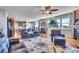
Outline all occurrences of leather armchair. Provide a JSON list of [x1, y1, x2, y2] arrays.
[[50, 30, 65, 47]]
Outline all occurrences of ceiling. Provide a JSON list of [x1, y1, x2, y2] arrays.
[[0, 6, 79, 21]]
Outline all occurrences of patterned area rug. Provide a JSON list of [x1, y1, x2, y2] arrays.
[[19, 36, 65, 53], [10, 36, 79, 53]]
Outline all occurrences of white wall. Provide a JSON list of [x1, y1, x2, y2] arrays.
[[0, 9, 7, 36]]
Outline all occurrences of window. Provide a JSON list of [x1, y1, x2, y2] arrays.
[[56, 19, 60, 28], [48, 19, 60, 29], [26, 23, 32, 29], [48, 13, 71, 29], [35, 22, 39, 27], [35, 22, 39, 31], [62, 18, 70, 28]]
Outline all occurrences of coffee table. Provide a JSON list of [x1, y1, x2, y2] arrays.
[[9, 37, 19, 44]]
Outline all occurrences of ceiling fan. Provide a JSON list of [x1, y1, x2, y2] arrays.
[[40, 6, 58, 14]]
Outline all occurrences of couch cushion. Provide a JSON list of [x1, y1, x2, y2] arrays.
[[54, 36, 64, 40]]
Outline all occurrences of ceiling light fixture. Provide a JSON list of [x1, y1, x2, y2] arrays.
[[40, 6, 58, 15]]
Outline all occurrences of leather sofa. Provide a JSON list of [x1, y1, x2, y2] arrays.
[[21, 29, 40, 39]]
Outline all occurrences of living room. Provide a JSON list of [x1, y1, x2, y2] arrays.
[[0, 6, 79, 53]]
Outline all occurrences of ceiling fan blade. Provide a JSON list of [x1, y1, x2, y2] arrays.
[[50, 9, 58, 11], [49, 12, 52, 14], [40, 10, 45, 11]]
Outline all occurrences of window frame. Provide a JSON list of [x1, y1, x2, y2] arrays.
[[47, 13, 71, 29], [61, 17, 71, 29]]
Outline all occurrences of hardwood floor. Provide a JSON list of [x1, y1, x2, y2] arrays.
[[43, 32, 79, 48], [41, 32, 79, 48], [66, 37, 79, 48]]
